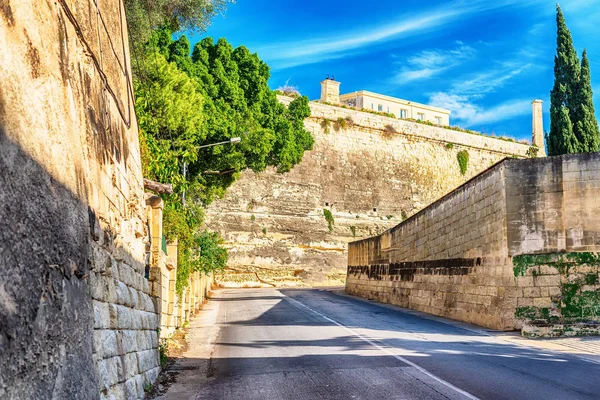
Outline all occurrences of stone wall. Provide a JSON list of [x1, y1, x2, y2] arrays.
[[346, 153, 600, 330], [204, 96, 532, 285], [0, 1, 159, 398]]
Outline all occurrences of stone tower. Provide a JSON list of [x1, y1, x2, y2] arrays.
[[532, 100, 546, 156], [320, 78, 341, 105]]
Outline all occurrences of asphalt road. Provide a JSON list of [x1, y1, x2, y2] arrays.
[[196, 288, 600, 400]]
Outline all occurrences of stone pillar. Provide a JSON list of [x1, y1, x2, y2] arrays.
[[532, 100, 546, 156], [320, 78, 341, 105]]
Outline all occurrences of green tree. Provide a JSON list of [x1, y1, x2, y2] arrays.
[[124, 0, 233, 57], [573, 50, 600, 152], [548, 4, 581, 155], [134, 31, 313, 293]]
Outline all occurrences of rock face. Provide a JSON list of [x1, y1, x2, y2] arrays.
[[205, 97, 532, 285], [0, 1, 158, 399]]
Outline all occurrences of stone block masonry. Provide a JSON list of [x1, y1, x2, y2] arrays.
[[346, 153, 600, 330], [205, 95, 532, 285], [0, 1, 160, 398]]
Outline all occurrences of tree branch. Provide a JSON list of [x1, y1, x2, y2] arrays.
[[143, 178, 173, 194]]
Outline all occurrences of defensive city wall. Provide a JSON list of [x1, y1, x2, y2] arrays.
[[205, 94, 537, 285], [0, 1, 209, 398], [346, 153, 600, 330]]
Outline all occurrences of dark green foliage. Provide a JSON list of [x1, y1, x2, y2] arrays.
[[515, 306, 551, 321], [457, 150, 469, 175], [445, 143, 454, 150], [573, 50, 600, 152], [261, 227, 267, 235], [350, 226, 357, 238], [323, 209, 335, 232], [386, 215, 393, 220], [548, 5, 600, 155], [585, 273, 599, 285]]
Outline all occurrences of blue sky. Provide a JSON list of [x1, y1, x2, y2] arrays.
[[187, 0, 600, 141]]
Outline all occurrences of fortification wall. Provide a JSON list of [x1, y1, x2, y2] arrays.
[[0, 1, 158, 399], [205, 96, 532, 285], [346, 153, 600, 330]]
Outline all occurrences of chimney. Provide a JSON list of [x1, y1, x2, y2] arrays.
[[320, 78, 341, 105], [532, 100, 546, 156]]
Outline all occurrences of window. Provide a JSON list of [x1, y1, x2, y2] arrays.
[[435, 116, 442, 125], [417, 112, 425, 120], [378, 104, 383, 112], [387, 106, 390, 113], [399, 109, 407, 119], [371, 103, 374, 110]]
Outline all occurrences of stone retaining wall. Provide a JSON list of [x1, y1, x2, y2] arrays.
[[346, 153, 600, 330], [204, 96, 532, 285], [0, 1, 159, 398]]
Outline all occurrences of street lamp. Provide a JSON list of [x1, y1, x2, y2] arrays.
[[182, 137, 242, 206], [197, 137, 241, 149]]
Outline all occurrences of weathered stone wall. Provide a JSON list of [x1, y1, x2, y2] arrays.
[[346, 153, 600, 330], [205, 96, 532, 285], [0, 1, 159, 398]]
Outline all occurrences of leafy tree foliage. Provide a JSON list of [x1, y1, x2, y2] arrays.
[[134, 30, 313, 292], [548, 5, 600, 155], [124, 0, 233, 56], [573, 50, 600, 152]]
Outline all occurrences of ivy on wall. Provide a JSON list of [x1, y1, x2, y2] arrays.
[[457, 150, 469, 175], [323, 209, 335, 232], [513, 252, 600, 323]]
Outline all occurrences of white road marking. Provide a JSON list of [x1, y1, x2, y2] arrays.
[[285, 296, 480, 400]]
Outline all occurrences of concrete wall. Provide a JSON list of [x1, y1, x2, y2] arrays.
[[346, 153, 600, 330], [0, 1, 159, 398], [204, 96, 532, 285]]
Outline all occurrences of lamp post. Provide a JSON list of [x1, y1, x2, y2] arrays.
[[182, 137, 242, 207]]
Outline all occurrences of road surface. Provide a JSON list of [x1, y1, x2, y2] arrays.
[[194, 288, 600, 400]]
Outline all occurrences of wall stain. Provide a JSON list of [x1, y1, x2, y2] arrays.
[[0, 2, 14, 26]]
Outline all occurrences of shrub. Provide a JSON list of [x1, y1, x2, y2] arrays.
[[350, 225, 357, 237], [275, 83, 300, 98], [250, 214, 256, 222], [386, 215, 393, 220], [320, 118, 331, 134], [526, 145, 540, 158], [445, 143, 454, 150], [333, 117, 347, 131], [261, 227, 267, 235], [345, 116, 355, 127], [323, 209, 335, 232], [457, 150, 469, 175], [401, 210, 408, 220], [382, 124, 397, 138]]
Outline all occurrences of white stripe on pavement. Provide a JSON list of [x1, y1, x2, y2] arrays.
[[284, 295, 480, 400]]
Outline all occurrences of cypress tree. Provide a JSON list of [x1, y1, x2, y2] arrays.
[[548, 4, 581, 155], [573, 50, 600, 152]]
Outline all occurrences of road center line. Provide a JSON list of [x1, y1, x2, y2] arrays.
[[284, 295, 480, 400]]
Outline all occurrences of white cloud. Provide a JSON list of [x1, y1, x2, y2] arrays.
[[450, 62, 532, 95], [257, 0, 546, 70], [392, 43, 476, 84], [429, 92, 532, 126]]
